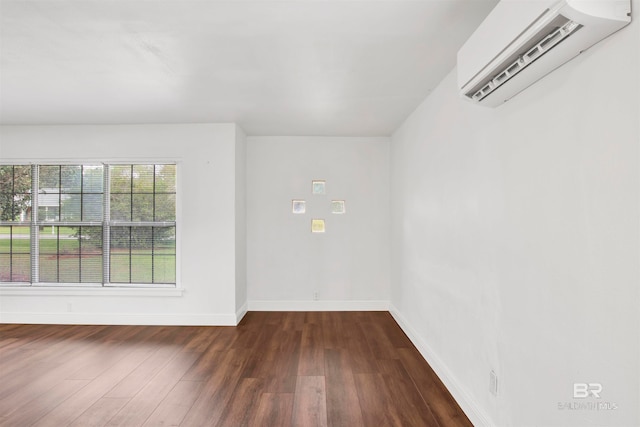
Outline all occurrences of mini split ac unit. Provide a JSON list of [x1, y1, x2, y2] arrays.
[[457, 0, 631, 107]]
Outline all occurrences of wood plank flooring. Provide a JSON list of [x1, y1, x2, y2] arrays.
[[0, 312, 472, 427]]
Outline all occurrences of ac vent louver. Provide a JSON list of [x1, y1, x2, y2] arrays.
[[457, 0, 631, 107], [467, 16, 582, 102]]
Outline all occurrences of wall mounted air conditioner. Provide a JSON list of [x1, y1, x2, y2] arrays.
[[457, 0, 631, 107]]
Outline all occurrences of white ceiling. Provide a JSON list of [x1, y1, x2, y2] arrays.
[[0, 0, 498, 136]]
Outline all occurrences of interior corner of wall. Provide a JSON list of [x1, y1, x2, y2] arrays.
[[235, 301, 248, 325]]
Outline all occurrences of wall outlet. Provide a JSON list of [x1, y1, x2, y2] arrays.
[[489, 370, 498, 396], [313, 291, 319, 301]]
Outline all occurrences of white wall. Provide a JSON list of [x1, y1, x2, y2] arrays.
[[390, 4, 639, 426], [0, 123, 247, 325], [246, 136, 390, 310]]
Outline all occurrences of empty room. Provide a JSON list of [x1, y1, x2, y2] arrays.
[[0, 0, 638, 426]]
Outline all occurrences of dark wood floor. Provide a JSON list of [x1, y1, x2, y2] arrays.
[[0, 311, 471, 427]]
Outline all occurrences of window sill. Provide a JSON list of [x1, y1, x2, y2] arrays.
[[0, 285, 184, 297]]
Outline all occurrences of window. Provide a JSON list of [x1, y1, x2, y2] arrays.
[[38, 165, 104, 284], [108, 165, 176, 284], [0, 163, 176, 286], [0, 165, 31, 282]]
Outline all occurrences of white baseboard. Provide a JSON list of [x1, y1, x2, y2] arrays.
[[389, 304, 493, 427], [248, 300, 389, 311], [0, 301, 387, 325], [235, 301, 248, 324], [0, 311, 238, 326]]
